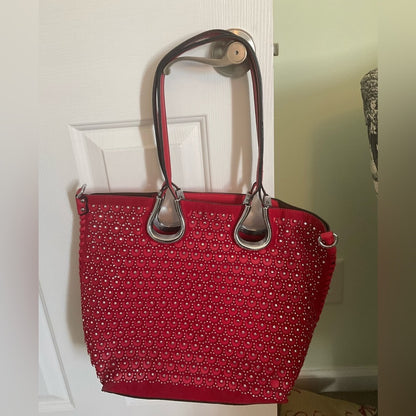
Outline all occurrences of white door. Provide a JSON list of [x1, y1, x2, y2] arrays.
[[39, 1, 275, 415]]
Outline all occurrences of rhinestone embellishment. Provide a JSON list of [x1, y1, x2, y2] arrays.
[[78, 198, 336, 403]]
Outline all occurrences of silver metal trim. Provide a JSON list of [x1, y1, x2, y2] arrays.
[[234, 205, 272, 251], [146, 196, 186, 244], [318, 233, 338, 248], [263, 195, 272, 207], [76, 184, 87, 199], [175, 189, 185, 201], [243, 193, 253, 205]]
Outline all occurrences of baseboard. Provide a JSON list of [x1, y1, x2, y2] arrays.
[[296, 366, 378, 393]]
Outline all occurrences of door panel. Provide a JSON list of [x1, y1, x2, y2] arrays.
[[39, 1, 275, 414], [39, 289, 73, 413], [69, 117, 211, 193]]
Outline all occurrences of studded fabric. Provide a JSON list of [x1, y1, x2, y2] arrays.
[[77, 193, 336, 404]]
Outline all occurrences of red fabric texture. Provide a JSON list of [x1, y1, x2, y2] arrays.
[[77, 192, 336, 404], [77, 29, 337, 406]]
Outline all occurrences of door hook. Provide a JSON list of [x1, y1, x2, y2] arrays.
[[163, 28, 255, 78]]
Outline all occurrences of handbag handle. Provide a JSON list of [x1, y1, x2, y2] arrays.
[[152, 29, 265, 199], [148, 29, 271, 250]]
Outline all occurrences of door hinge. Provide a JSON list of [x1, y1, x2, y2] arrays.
[[273, 43, 279, 57]]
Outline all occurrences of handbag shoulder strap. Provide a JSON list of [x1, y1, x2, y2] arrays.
[[152, 29, 265, 200]]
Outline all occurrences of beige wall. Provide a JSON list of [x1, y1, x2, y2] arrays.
[[378, 1, 416, 412], [274, 0, 377, 370]]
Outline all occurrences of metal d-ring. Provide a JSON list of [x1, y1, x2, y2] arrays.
[[318, 233, 338, 248], [234, 194, 272, 251], [146, 193, 185, 244], [76, 184, 87, 199]]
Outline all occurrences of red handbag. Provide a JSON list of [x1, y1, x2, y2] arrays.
[[75, 29, 337, 404]]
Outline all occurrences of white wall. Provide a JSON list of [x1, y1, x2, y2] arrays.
[[0, 1, 38, 414], [274, 0, 377, 379]]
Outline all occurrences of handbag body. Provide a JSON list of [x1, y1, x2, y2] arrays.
[[75, 29, 337, 404]]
